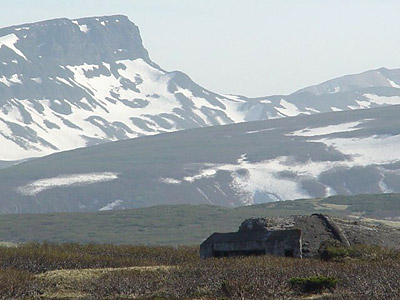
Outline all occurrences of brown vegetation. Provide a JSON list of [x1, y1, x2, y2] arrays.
[[0, 269, 42, 300], [0, 242, 197, 273], [81, 256, 400, 299], [1, 243, 400, 299]]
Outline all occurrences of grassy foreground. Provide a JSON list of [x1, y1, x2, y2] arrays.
[[1, 193, 400, 245], [1, 243, 400, 299]]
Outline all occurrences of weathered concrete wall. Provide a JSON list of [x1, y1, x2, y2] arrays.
[[264, 234, 302, 258], [200, 243, 213, 259], [200, 229, 302, 259]]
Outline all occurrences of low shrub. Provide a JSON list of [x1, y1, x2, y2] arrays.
[[289, 275, 338, 294], [81, 256, 335, 299], [1, 243, 400, 299], [320, 246, 350, 261], [80, 255, 400, 299], [0, 242, 198, 273], [320, 244, 400, 262], [0, 269, 42, 299]]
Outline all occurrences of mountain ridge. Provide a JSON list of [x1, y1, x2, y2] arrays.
[[294, 67, 400, 96], [1, 15, 400, 160]]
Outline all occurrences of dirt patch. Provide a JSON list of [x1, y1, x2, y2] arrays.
[[314, 203, 350, 211], [353, 217, 400, 228], [0, 241, 17, 247], [38, 265, 174, 299]]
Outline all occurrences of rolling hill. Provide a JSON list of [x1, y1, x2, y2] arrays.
[[1, 193, 400, 245]]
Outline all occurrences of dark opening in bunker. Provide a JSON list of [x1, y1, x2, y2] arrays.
[[214, 249, 265, 258], [285, 249, 294, 257]]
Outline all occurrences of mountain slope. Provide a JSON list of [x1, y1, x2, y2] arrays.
[[1, 16, 400, 160], [1, 103, 400, 213]]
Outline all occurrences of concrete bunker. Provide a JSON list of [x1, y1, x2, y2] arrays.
[[201, 213, 400, 259], [200, 218, 302, 259]]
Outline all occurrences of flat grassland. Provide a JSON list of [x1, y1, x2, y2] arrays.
[[1, 243, 400, 299]]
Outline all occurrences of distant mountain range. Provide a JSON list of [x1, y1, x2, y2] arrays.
[[1, 16, 400, 215], [1, 15, 400, 160]]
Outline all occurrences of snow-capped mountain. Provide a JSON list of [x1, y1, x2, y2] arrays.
[[1, 103, 400, 214], [232, 67, 400, 121], [1, 16, 400, 160], [0, 15, 246, 160]]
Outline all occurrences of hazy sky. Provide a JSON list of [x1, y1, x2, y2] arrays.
[[1, 0, 400, 97]]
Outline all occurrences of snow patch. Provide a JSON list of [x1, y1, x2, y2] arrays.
[[0, 34, 27, 60], [315, 134, 400, 167], [184, 167, 217, 182], [305, 107, 320, 113], [79, 24, 89, 33], [276, 99, 302, 117], [387, 79, 400, 89], [56, 77, 74, 87], [259, 99, 272, 104], [72, 20, 89, 33], [246, 128, 276, 134], [159, 177, 182, 185], [364, 93, 400, 105], [17, 172, 119, 196], [0, 76, 11, 87], [9, 74, 22, 84], [99, 200, 124, 211], [289, 121, 363, 137], [0, 74, 22, 86], [31, 77, 42, 84], [14, 27, 30, 31], [355, 100, 371, 109], [218, 97, 246, 123], [180, 154, 310, 205], [328, 87, 341, 94]]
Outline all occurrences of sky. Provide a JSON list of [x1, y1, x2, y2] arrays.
[[1, 0, 400, 97]]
